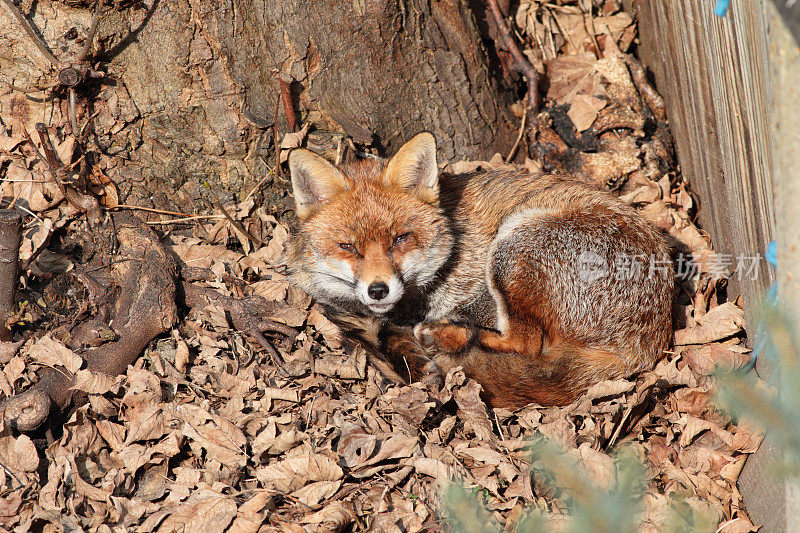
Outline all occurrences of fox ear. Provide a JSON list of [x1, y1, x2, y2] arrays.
[[384, 132, 439, 204], [288, 149, 352, 220]]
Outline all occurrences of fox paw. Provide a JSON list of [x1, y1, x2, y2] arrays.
[[419, 358, 446, 390], [414, 319, 474, 355]]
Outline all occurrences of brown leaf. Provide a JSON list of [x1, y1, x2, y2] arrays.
[[0, 427, 39, 473], [671, 389, 712, 416], [583, 379, 635, 400], [254, 453, 343, 493], [338, 428, 418, 477], [28, 334, 83, 373], [279, 123, 310, 163], [567, 94, 608, 132], [0, 491, 22, 527], [157, 489, 237, 533], [546, 53, 606, 105], [172, 404, 247, 465], [291, 480, 342, 506], [227, 492, 276, 533], [248, 280, 289, 302], [571, 443, 616, 491], [729, 421, 764, 454], [412, 457, 464, 485], [454, 379, 494, 441], [379, 385, 435, 427], [72, 369, 116, 394], [314, 350, 366, 380], [299, 501, 356, 528], [456, 445, 505, 466], [675, 303, 745, 345], [251, 223, 291, 265], [308, 306, 344, 347]]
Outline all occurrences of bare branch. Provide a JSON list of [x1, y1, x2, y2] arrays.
[[78, 1, 104, 61], [486, 0, 540, 112], [1, 0, 59, 66]]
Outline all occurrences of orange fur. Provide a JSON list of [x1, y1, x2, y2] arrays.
[[286, 133, 674, 408]]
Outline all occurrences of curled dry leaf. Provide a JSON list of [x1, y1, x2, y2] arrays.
[[412, 457, 464, 486], [308, 306, 344, 347], [71, 368, 116, 394], [583, 378, 636, 400], [547, 53, 606, 105], [27, 334, 83, 373], [291, 480, 343, 506], [156, 489, 237, 533], [567, 94, 608, 132], [338, 429, 419, 477], [570, 443, 616, 491], [279, 123, 310, 163], [683, 343, 752, 375], [227, 492, 275, 533], [314, 349, 366, 380], [255, 453, 344, 493], [675, 302, 745, 345], [172, 403, 247, 466], [300, 501, 356, 528], [0, 428, 39, 473], [454, 379, 494, 442]]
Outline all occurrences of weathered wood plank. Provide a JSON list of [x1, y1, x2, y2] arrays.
[[632, 0, 775, 318], [630, 1, 800, 530], [768, 3, 800, 528]]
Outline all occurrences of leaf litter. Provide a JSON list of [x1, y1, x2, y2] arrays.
[[0, 0, 763, 531]]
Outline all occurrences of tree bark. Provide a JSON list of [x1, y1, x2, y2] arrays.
[[102, 0, 519, 167]]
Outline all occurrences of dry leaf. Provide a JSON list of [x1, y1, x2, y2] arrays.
[[279, 123, 310, 163], [28, 334, 83, 373], [72, 369, 116, 394], [675, 303, 745, 345], [567, 94, 608, 132], [547, 53, 606, 105], [0, 429, 39, 473], [227, 492, 275, 533], [172, 404, 247, 465], [255, 454, 343, 493], [157, 489, 237, 533], [454, 379, 494, 442]]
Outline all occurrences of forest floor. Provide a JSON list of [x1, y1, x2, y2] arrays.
[[0, 0, 764, 531]]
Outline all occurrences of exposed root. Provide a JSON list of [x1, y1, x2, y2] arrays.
[[1, 213, 178, 431]]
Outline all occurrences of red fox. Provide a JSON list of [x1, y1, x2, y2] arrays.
[[285, 132, 673, 408]]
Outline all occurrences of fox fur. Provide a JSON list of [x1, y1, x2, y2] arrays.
[[285, 132, 673, 408]]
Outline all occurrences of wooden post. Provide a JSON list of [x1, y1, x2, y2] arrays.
[[629, 0, 800, 529], [767, 2, 800, 529]]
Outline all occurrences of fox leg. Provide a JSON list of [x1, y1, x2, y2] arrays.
[[414, 320, 543, 356]]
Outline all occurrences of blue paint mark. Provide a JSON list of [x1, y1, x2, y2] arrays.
[[745, 241, 777, 373], [715, 0, 730, 17]]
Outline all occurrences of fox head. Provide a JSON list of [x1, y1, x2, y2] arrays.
[[287, 132, 453, 315]]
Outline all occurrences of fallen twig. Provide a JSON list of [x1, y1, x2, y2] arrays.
[[505, 106, 528, 163], [0, 210, 22, 363], [0, 0, 59, 66], [487, 0, 540, 113], [202, 181, 263, 248]]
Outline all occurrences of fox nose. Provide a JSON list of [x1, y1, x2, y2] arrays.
[[368, 281, 390, 300]]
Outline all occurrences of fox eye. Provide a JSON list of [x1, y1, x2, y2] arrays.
[[339, 243, 356, 252], [392, 232, 411, 247]]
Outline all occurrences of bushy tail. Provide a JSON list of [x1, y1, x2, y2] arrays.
[[541, 341, 635, 400], [457, 340, 640, 408]]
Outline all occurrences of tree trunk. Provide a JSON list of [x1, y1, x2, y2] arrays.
[[101, 0, 518, 168], [1, 0, 520, 212], [221, 0, 518, 160]]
